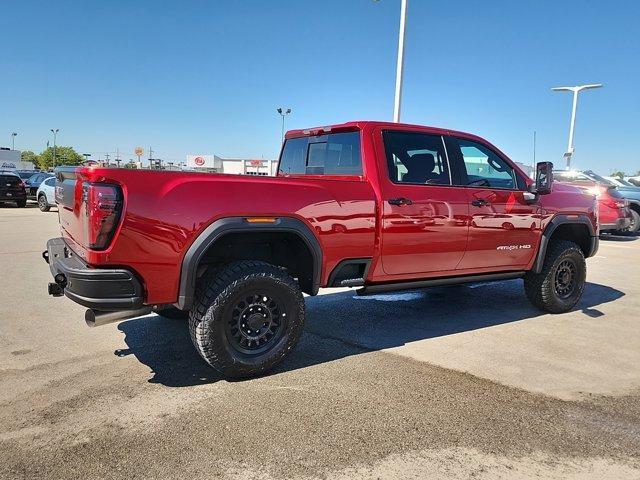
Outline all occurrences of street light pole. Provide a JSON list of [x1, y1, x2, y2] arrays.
[[393, 0, 408, 123], [551, 83, 603, 169], [277, 107, 292, 144], [11, 132, 17, 150], [50, 129, 59, 169]]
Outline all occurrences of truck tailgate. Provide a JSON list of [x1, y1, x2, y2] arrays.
[[56, 167, 84, 244]]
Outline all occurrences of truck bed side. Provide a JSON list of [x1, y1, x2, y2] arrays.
[[57, 168, 377, 305]]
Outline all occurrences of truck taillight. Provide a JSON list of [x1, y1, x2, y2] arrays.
[[82, 183, 123, 250]]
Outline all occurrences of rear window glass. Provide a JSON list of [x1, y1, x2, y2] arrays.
[[278, 132, 362, 175]]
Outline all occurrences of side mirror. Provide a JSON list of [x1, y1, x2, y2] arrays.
[[533, 161, 554, 195]]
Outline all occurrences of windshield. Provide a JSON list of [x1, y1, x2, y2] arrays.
[[616, 178, 635, 187], [17, 171, 37, 180]]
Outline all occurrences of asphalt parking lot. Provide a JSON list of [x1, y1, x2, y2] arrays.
[[1, 205, 639, 479]]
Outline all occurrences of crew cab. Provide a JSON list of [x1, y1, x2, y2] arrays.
[[44, 121, 598, 378]]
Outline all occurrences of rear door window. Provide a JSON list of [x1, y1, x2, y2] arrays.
[[382, 131, 451, 185], [278, 132, 362, 175]]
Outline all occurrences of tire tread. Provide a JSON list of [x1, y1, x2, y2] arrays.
[[189, 260, 304, 378]]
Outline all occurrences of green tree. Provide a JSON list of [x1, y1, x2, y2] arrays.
[[123, 160, 137, 169], [37, 146, 84, 170], [20, 150, 38, 166], [610, 170, 626, 179]]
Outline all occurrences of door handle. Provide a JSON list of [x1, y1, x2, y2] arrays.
[[388, 197, 413, 206], [471, 199, 490, 207]]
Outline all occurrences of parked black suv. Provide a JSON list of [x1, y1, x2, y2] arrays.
[[0, 171, 27, 207]]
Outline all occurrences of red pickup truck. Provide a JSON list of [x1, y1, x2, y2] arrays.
[[45, 121, 598, 378]]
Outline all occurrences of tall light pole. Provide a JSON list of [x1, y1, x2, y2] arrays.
[[277, 107, 292, 144], [50, 129, 59, 169], [11, 132, 17, 150], [393, 0, 408, 123], [551, 83, 603, 169]]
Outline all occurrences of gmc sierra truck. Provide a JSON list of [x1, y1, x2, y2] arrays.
[[44, 121, 599, 378]]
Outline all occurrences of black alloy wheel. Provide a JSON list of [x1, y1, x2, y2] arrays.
[[226, 292, 287, 355], [553, 259, 577, 299]]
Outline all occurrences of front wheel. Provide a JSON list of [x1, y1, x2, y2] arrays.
[[37, 195, 50, 212], [524, 240, 586, 313], [189, 260, 305, 378], [625, 209, 640, 235]]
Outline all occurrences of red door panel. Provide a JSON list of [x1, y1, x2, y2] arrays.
[[381, 184, 469, 275], [459, 188, 540, 269]]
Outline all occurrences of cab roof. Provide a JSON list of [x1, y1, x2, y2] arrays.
[[284, 120, 486, 143]]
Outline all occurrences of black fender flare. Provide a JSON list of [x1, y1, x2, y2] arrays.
[[533, 214, 597, 273], [176, 217, 322, 310]]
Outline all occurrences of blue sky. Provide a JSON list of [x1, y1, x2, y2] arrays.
[[2, 0, 639, 173]]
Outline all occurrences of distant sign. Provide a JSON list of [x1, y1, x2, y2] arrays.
[[186, 155, 220, 169], [134, 147, 144, 157], [249, 160, 263, 167]]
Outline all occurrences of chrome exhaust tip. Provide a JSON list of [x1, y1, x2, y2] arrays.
[[85, 307, 153, 328]]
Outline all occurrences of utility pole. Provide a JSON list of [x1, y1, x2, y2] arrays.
[[393, 0, 408, 123], [11, 132, 17, 150], [276, 108, 292, 144], [149, 146, 154, 169], [115, 148, 121, 168], [50, 129, 59, 169], [551, 84, 603, 169], [533, 131, 537, 169], [105, 153, 110, 166]]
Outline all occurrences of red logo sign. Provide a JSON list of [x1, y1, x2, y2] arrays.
[[250, 160, 263, 167], [194, 156, 205, 166]]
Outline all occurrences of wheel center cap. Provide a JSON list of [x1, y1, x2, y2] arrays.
[[247, 313, 265, 331]]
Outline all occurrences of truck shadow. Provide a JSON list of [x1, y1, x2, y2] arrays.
[[116, 280, 623, 387]]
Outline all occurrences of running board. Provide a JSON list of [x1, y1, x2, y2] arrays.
[[356, 271, 526, 296]]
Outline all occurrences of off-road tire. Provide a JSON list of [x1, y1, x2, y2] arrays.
[[189, 260, 305, 378], [524, 240, 586, 313], [38, 194, 50, 212], [16, 199, 27, 208]]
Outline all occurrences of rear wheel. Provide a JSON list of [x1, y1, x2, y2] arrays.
[[37, 194, 50, 212], [524, 240, 586, 313], [189, 260, 305, 378]]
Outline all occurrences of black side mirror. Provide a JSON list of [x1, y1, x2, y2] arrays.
[[533, 161, 553, 195]]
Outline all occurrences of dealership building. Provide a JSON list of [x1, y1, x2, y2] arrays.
[[186, 155, 278, 176], [0, 148, 36, 171]]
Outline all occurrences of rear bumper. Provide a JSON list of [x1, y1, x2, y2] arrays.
[[44, 237, 144, 310], [0, 191, 26, 201], [600, 217, 632, 232]]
